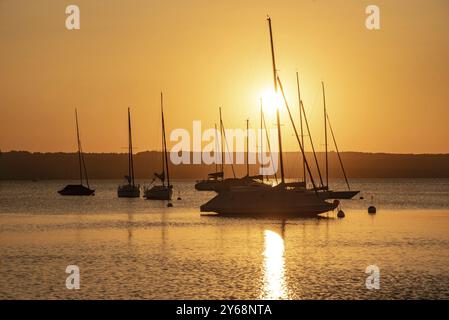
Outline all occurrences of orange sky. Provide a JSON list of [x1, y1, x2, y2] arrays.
[[0, 0, 448, 153]]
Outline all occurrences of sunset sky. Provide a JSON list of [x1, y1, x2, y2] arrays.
[[0, 0, 448, 153]]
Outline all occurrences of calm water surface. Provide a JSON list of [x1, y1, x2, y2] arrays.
[[1, 179, 449, 299]]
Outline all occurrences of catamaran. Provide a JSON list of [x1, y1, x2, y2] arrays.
[[144, 92, 173, 200], [117, 108, 140, 198], [200, 17, 338, 217], [58, 109, 95, 196]]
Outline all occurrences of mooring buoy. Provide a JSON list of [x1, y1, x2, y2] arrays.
[[337, 210, 345, 218]]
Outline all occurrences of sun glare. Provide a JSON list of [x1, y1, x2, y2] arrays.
[[261, 230, 288, 300], [261, 89, 283, 116]]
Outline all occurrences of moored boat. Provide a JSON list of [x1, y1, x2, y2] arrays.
[[145, 184, 173, 200], [144, 92, 173, 201], [195, 111, 226, 191], [58, 109, 95, 196], [59, 184, 94, 196], [200, 17, 337, 218], [117, 108, 140, 198], [201, 184, 338, 217], [194, 172, 223, 191]]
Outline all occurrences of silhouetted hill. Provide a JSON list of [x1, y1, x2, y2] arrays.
[[1, 151, 448, 180]]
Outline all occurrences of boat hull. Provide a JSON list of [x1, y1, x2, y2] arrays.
[[194, 180, 221, 191], [319, 190, 360, 200], [58, 184, 95, 196], [117, 184, 140, 198], [200, 187, 338, 217], [213, 177, 270, 193], [144, 185, 173, 200]]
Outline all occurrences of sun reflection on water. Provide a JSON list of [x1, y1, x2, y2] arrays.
[[261, 229, 289, 300]]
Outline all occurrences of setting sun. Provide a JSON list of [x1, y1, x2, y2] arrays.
[[260, 88, 283, 116]]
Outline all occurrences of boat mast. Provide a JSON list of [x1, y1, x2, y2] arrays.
[[219, 107, 224, 175], [261, 107, 278, 184], [322, 81, 328, 189], [161, 92, 170, 187], [75, 108, 83, 186], [128, 107, 135, 187], [260, 98, 264, 180], [296, 72, 306, 184], [326, 112, 351, 190], [267, 16, 285, 184], [160, 97, 166, 187], [246, 119, 249, 177], [214, 123, 218, 173], [300, 99, 325, 188], [277, 75, 318, 191], [220, 108, 236, 178]]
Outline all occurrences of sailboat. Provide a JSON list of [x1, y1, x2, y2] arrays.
[[200, 17, 338, 217], [212, 118, 268, 192], [260, 99, 279, 185], [318, 82, 359, 199], [292, 75, 359, 200], [144, 92, 173, 200], [58, 109, 95, 196], [194, 108, 225, 191], [195, 108, 265, 192], [117, 108, 140, 198]]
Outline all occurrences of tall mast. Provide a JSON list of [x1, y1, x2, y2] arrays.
[[267, 16, 285, 184], [300, 99, 324, 187], [277, 75, 318, 191], [214, 123, 218, 173], [296, 72, 306, 184], [322, 81, 328, 189], [246, 119, 250, 177], [128, 107, 135, 186], [219, 107, 224, 174], [160, 95, 166, 187], [327, 112, 350, 190], [260, 98, 264, 179], [75, 108, 83, 185], [261, 108, 278, 184], [81, 150, 90, 188], [161, 92, 170, 187]]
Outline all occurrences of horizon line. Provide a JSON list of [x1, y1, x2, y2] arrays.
[[2, 150, 449, 156]]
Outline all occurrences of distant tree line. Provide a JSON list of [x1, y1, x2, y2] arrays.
[[1, 151, 449, 180]]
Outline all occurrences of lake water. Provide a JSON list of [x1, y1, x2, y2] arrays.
[[1, 179, 449, 299]]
